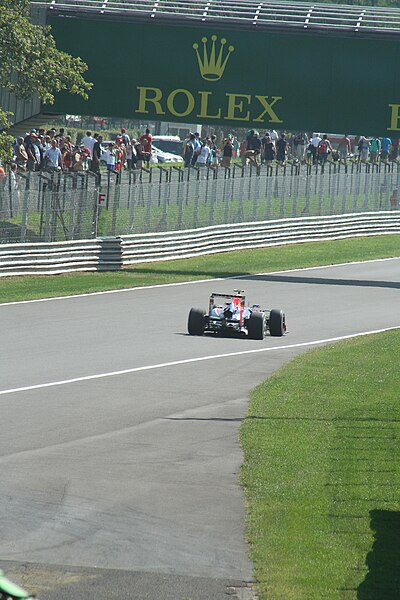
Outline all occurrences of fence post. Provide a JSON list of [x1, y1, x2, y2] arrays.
[[20, 173, 30, 242]]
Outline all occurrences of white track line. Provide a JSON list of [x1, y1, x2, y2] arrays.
[[1, 256, 399, 307], [1, 326, 399, 397]]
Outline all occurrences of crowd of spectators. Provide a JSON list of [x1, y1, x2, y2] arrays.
[[12, 127, 94, 174], [184, 129, 400, 169], [3, 127, 400, 183], [6, 126, 158, 178]]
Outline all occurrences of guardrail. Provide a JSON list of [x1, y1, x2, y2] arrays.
[[0, 237, 121, 277], [120, 212, 400, 263], [1, 212, 399, 277]]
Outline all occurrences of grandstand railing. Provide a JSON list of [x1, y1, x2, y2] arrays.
[[31, 0, 400, 35]]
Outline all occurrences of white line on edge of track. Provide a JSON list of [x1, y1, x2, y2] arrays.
[[1, 256, 399, 307], [1, 325, 399, 397]]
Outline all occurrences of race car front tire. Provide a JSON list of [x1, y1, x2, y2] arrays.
[[247, 313, 265, 340], [188, 308, 205, 335], [269, 309, 285, 336]]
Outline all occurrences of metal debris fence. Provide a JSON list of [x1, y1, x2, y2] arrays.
[[1, 162, 399, 244]]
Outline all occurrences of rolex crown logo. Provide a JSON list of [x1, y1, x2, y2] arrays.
[[193, 35, 234, 81]]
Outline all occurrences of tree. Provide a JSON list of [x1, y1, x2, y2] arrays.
[[0, 0, 92, 161]]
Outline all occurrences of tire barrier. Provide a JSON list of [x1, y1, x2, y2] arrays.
[[0, 211, 399, 276]]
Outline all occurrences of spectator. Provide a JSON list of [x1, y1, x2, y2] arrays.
[[381, 136, 392, 162], [62, 136, 74, 171], [210, 134, 219, 166], [261, 131, 269, 162], [233, 136, 239, 158], [369, 136, 381, 163], [183, 133, 195, 167], [317, 134, 333, 165], [36, 135, 45, 170], [276, 133, 288, 166], [44, 138, 62, 172], [246, 129, 256, 150], [140, 128, 152, 168], [306, 140, 314, 164], [91, 134, 103, 175], [80, 131, 96, 155], [114, 137, 124, 173], [263, 135, 275, 167], [191, 132, 202, 166], [73, 148, 90, 172], [62, 135, 73, 153], [131, 138, 138, 169], [245, 130, 261, 166], [270, 129, 279, 142], [134, 138, 145, 169], [43, 135, 52, 152], [357, 136, 370, 163], [196, 138, 211, 170], [221, 135, 234, 168], [250, 132, 261, 166], [337, 134, 351, 162], [24, 128, 36, 146], [120, 127, 131, 147], [391, 137, 400, 161], [14, 137, 28, 172], [239, 138, 248, 166], [104, 142, 116, 171], [125, 139, 134, 170], [310, 133, 322, 164], [293, 131, 308, 162], [70, 145, 81, 171], [26, 133, 40, 171], [116, 136, 127, 169], [62, 145, 73, 173]]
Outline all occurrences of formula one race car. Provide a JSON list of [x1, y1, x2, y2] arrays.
[[187, 290, 286, 340]]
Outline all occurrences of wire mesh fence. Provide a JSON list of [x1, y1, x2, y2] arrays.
[[1, 162, 399, 244]]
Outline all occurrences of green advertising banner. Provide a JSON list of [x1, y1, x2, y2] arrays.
[[48, 15, 400, 135]]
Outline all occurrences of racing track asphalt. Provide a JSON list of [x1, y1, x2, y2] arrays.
[[0, 257, 399, 600]]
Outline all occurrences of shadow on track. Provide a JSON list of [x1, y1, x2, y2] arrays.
[[124, 266, 400, 290], [245, 273, 400, 290]]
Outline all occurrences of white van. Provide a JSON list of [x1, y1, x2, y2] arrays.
[[151, 135, 184, 156]]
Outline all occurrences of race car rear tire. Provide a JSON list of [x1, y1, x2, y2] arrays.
[[188, 308, 205, 335], [269, 309, 285, 336], [247, 313, 265, 340]]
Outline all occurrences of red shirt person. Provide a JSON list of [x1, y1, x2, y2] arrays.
[[139, 128, 152, 167]]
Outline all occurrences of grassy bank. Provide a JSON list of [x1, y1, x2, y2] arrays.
[[240, 329, 400, 599], [0, 234, 399, 303]]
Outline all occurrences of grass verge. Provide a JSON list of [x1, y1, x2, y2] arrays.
[[240, 329, 400, 600], [0, 234, 399, 303]]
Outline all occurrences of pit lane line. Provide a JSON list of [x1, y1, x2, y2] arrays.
[[1, 325, 399, 397], [0, 255, 399, 307]]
